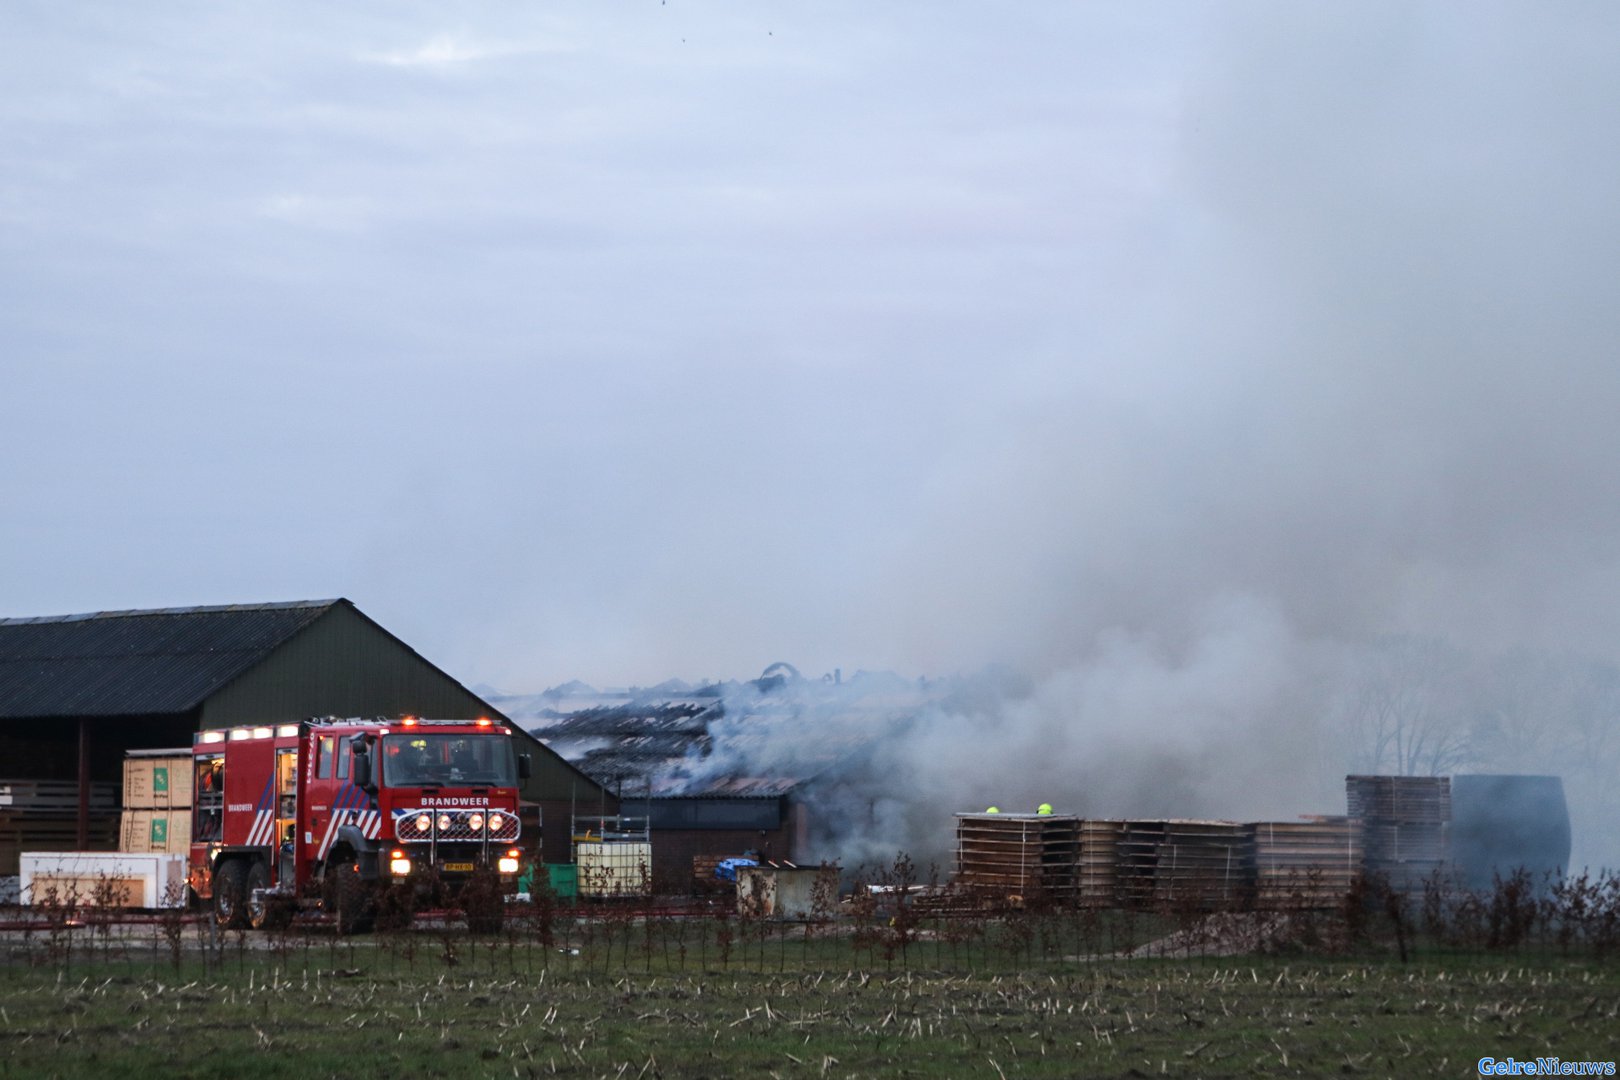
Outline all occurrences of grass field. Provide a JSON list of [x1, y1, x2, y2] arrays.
[[1, 945, 1616, 1079], [5, 872, 1620, 1078]]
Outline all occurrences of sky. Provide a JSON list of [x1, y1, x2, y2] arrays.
[[5, 3, 1620, 700]]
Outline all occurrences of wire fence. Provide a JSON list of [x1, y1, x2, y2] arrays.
[[4, 859, 1618, 979]]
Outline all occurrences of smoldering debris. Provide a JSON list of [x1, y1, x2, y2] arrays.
[[511, 628, 1620, 874]]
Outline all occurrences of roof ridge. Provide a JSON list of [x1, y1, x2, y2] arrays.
[[0, 599, 342, 626]]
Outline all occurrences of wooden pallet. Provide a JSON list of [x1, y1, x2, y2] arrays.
[[1346, 776, 1451, 892], [1112, 820, 1254, 910], [1346, 775, 1451, 822], [1250, 816, 1362, 908], [1077, 819, 1123, 906], [955, 814, 1081, 903]]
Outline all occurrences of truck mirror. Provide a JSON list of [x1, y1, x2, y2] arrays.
[[350, 737, 373, 789], [517, 753, 532, 781]]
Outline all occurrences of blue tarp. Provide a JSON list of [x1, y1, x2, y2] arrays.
[[715, 858, 758, 882]]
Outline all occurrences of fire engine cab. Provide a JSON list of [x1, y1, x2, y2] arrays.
[[189, 716, 532, 932]]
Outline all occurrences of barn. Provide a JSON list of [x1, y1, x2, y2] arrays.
[[0, 599, 612, 874]]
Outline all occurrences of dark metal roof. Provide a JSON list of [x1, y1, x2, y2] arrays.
[[0, 600, 340, 719], [531, 693, 913, 799]]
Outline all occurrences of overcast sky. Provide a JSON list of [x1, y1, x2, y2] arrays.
[[4, 3, 1619, 692]]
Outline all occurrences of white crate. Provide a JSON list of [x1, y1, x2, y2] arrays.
[[19, 851, 188, 909], [575, 842, 651, 898]]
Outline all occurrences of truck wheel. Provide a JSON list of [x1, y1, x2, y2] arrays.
[[323, 859, 375, 935], [245, 862, 293, 930], [244, 862, 270, 929], [213, 860, 247, 930]]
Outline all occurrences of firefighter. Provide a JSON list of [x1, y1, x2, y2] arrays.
[[1036, 802, 1053, 815]]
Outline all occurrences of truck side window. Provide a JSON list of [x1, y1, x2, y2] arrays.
[[337, 739, 350, 779], [317, 736, 334, 779], [194, 756, 224, 842]]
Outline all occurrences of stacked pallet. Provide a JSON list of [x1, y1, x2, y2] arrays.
[[120, 750, 193, 855], [954, 814, 1081, 904], [1152, 820, 1252, 910], [1250, 816, 1362, 908], [1346, 775, 1450, 891], [0, 780, 119, 875], [1114, 820, 1254, 910], [1115, 821, 1166, 908], [1077, 819, 1124, 906]]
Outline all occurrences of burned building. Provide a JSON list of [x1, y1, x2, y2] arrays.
[[524, 696, 802, 890], [510, 669, 928, 891]]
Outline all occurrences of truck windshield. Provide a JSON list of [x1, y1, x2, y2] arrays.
[[380, 734, 516, 787]]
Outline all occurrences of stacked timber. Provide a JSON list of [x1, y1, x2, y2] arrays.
[[1115, 820, 1165, 908], [1249, 816, 1362, 908], [1152, 820, 1253, 910], [1115, 820, 1253, 910], [1346, 775, 1450, 891], [1077, 819, 1124, 907], [954, 814, 1080, 904], [0, 780, 120, 875]]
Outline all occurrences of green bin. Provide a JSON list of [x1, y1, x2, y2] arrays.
[[547, 863, 578, 901]]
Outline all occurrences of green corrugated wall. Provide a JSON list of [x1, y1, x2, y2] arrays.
[[196, 603, 606, 806]]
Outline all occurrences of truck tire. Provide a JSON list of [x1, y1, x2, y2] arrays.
[[213, 859, 247, 930], [244, 862, 270, 930], [245, 862, 293, 931], [323, 858, 375, 935]]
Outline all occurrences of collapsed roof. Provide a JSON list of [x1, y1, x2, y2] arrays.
[[516, 670, 938, 800]]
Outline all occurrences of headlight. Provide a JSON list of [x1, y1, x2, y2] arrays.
[[497, 856, 520, 874], [389, 850, 412, 876], [468, 813, 484, 832], [415, 814, 432, 833], [487, 813, 504, 832], [437, 813, 452, 832]]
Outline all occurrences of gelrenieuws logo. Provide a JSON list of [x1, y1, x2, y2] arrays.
[[1478, 1059, 1617, 1076]]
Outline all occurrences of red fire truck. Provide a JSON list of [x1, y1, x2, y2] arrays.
[[189, 716, 532, 932]]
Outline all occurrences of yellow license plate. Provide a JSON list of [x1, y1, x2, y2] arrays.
[[442, 862, 474, 872]]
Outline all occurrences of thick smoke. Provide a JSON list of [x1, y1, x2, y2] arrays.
[[803, 6, 1613, 867], [498, 6, 1620, 880], [665, 6, 1620, 873], [725, 596, 1350, 872]]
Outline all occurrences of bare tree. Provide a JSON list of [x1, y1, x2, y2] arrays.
[[1347, 635, 1473, 776]]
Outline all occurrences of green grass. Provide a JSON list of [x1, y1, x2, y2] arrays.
[[1, 949, 1617, 1078]]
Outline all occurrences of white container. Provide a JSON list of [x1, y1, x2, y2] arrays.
[[737, 866, 830, 919], [19, 851, 188, 909], [575, 841, 652, 898]]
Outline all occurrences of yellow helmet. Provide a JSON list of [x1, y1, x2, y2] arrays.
[[1036, 802, 1053, 815], [985, 806, 1000, 814]]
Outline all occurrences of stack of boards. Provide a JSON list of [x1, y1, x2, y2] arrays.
[[1347, 775, 1451, 891], [955, 775, 1451, 909], [953, 813, 1081, 904], [121, 750, 193, 855], [1133, 820, 1252, 910], [1249, 816, 1362, 907]]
